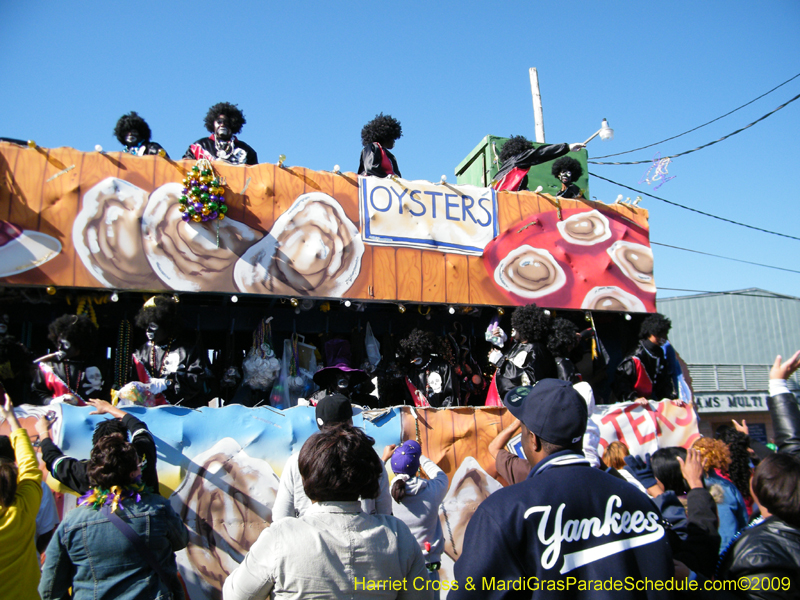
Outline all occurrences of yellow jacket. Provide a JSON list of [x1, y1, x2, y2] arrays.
[[0, 427, 43, 599]]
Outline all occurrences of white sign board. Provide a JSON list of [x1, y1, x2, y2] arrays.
[[694, 392, 777, 413], [359, 176, 498, 255]]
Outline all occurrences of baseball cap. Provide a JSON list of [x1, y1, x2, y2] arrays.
[[504, 379, 587, 446], [315, 393, 354, 428], [391, 440, 421, 476]]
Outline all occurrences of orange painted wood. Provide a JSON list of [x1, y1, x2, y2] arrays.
[[467, 255, 508, 306], [400, 407, 510, 485], [36, 147, 85, 286], [0, 145, 20, 222], [8, 145, 47, 231], [372, 247, 397, 300], [495, 190, 522, 233], [396, 248, 422, 303], [421, 251, 446, 303], [445, 253, 469, 304], [243, 163, 275, 232]]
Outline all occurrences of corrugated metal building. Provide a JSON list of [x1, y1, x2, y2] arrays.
[[658, 288, 800, 441]]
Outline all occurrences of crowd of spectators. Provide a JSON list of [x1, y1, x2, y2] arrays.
[[0, 342, 798, 598]]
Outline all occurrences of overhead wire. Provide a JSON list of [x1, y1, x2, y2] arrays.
[[588, 91, 800, 165], [589, 171, 800, 242], [593, 71, 800, 159], [657, 288, 800, 301], [650, 241, 800, 275]]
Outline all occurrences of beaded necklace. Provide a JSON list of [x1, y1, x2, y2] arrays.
[[113, 319, 132, 389], [79, 481, 146, 513], [63, 362, 82, 396], [149, 338, 174, 377]]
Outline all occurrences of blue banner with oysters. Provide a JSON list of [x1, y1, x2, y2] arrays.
[[359, 176, 499, 255]]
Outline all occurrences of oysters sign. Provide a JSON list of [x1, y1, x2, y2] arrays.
[[359, 176, 499, 255]]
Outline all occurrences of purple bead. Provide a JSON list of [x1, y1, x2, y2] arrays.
[[182, 188, 188, 194], [209, 211, 218, 219], [193, 203, 203, 211], [201, 214, 211, 222], [217, 196, 226, 204], [200, 184, 209, 192], [181, 213, 191, 222], [208, 194, 217, 202], [191, 180, 199, 187]]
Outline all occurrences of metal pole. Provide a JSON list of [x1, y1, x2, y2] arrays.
[[529, 67, 546, 143]]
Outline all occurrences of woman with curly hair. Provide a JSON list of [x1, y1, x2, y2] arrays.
[[693, 437, 748, 552], [114, 111, 168, 157], [358, 113, 402, 178], [550, 156, 584, 199], [716, 426, 756, 517], [184, 101, 258, 165], [492, 135, 585, 192], [0, 394, 42, 600], [493, 304, 557, 399], [399, 328, 458, 407], [31, 314, 108, 405], [39, 433, 187, 600]]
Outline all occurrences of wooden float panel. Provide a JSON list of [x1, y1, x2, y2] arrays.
[[0, 143, 654, 311]]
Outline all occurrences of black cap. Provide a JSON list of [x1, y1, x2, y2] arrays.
[[315, 393, 353, 428], [504, 379, 587, 446]]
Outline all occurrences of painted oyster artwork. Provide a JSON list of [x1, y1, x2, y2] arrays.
[[142, 183, 263, 292], [234, 192, 364, 297]]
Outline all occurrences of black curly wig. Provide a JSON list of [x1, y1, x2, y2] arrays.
[[547, 318, 578, 358], [204, 102, 246, 135], [135, 295, 181, 338], [361, 113, 402, 147], [114, 112, 152, 145], [551, 156, 583, 181], [511, 304, 552, 344], [498, 135, 534, 163], [47, 314, 97, 357], [399, 328, 438, 360], [716, 427, 753, 502], [639, 313, 671, 340]]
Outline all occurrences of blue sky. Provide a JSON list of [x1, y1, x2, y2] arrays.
[[2, 1, 799, 302]]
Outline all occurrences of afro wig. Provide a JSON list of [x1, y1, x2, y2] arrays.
[[135, 295, 181, 338], [498, 135, 534, 163], [361, 113, 402, 147], [551, 156, 583, 181], [511, 304, 552, 344], [398, 328, 438, 361], [204, 102, 246, 135], [113, 112, 152, 145], [639, 313, 672, 340], [547, 318, 579, 358], [47, 314, 97, 357]]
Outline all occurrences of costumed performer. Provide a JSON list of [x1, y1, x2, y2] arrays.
[[493, 304, 557, 400], [114, 111, 169, 157], [358, 113, 402, 178], [493, 135, 585, 192], [184, 102, 258, 165], [311, 338, 375, 407], [400, 329, 459, 408], [31, 314, 109, 406], [550, 155, 584, 199], [131, 295, 213, 408], [612, 312, 678, 404]]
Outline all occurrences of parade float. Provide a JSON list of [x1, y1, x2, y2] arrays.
[[0, 139, 694, 599]]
